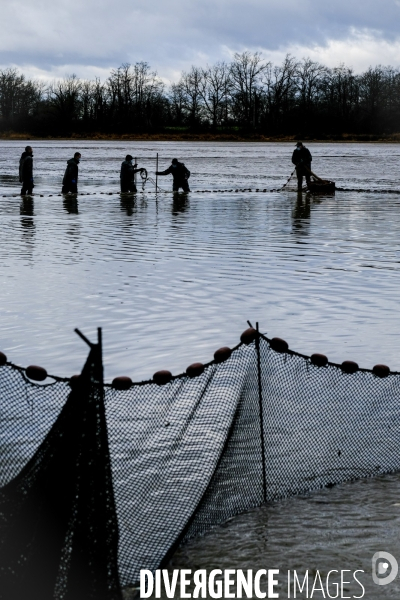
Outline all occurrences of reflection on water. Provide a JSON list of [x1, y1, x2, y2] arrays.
[[292, 194, 311, 235], [0, 174, 20, 185], [172, 193, 189, 215], [20, 197, 34, 216], [63, 195, 79, 214], [1, 141, 400, 379], [19, 198, 35, 258], [120, 194, 136, 217], [2, 141, 400, 596]]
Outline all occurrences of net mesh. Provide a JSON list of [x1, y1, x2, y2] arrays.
[[0, 343, 122, 600], [1, 331, 400, 592], [280, 168, 300, 191]]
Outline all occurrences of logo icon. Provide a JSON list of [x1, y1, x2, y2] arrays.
[[372, 552, 398, 586]]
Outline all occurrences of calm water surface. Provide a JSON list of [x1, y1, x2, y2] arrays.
[[1, 140, 400, 380], [1, 140, 400, 597]]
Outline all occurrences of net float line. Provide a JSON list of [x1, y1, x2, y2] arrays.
[[3, 187, 400, 199], [0, 323, 398, 589], [0, 324, 395, 390]]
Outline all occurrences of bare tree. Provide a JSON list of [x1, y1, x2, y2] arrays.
[[378, 66, 400, 131], [107, 63, 165, 128], [91, 78, 108, 125], [107, 64, 132, 122], [198, 62, 231, 129], [321, 64, 360, 130], [229, 51, 269, 127], [0, 68, 43, 126], [179, 66, 204, 127], [169, 81, 186, 126], [47, 75, 83, 127], [262, 54, 299, 130], [5, 57, 400, 136], [296, 58, 328, 109]]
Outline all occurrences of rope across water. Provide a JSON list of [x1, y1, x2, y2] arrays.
[[3, 167, 400, 198], [3, 186, 400, 198]]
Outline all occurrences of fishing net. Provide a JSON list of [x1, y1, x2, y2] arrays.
[[139, 168, 148, 191], [0, 329, 399, 592], [0, 339, 121, 600], [279, 167, 300, 191]]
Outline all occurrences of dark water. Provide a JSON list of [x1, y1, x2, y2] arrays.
[[1, 140, 400, 598], [158, 474, 400, 599]]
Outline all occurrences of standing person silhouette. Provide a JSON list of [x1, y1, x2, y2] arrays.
[[62, 152, 81, 193], [156, 158, 190, 192], [120, 155, 145, 193], [292, 142, 312, 191], [19, 146, 34, 195]]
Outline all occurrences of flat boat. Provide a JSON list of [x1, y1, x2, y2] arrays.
[[307, 179, 335, 194]]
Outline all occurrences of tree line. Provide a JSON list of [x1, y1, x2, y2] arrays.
[[1, 52, 400, 137]]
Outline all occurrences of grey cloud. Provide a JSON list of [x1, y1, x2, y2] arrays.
[[1, 0, 400, 79]]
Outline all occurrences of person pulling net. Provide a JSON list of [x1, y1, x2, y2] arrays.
[[292, 142, 312, 191], [291, 142, 335, 193]]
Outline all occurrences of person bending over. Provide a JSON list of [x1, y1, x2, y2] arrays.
[[292, 142, 312, 191], [62, 152, 81, 193], [156, 158, 190, 192], [19, 146, 34, 195], [120, 155, 145, 193]]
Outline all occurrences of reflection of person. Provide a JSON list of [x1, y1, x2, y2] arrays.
[[156, 158, 190, 192], [292, 196, 311, 235], [292, 142, 312, 191], [19, 146, 34, 195], [63, 195, 79, 214], [120, 155, 144, 193], [62, 152, 81, 193], [172, 194, 189, 216]]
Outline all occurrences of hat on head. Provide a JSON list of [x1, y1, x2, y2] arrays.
[[172, 158, 178, 164], [295, 142, 303, 147], [126, 154, 133, 161]]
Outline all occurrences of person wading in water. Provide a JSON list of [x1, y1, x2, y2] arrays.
[[156, 158, 190, 192], [120, 155, 145, 193], [19, 146, 34, 195], [292, 142, 312, 191], [62, 152, 81, 194]]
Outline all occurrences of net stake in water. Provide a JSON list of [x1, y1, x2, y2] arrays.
[[256, 322, 267, 502], [156, 153, 158, 193]]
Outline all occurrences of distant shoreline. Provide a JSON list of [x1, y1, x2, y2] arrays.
[[1, 132, 400, 143]]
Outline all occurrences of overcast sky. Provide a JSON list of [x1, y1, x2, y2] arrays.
[[2, 0, 400, 83]]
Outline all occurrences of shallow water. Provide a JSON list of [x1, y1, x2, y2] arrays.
[[2, 140, 400, 598], [1, 140, 400, 381], [157, 474, 400, 599]]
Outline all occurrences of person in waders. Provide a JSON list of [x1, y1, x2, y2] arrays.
[[120, 155, 145, 193], [156, 158, 190, 192], [292, 142, 312, 191], [62, 152, 81, 193], [19, 146, 34, 195]]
